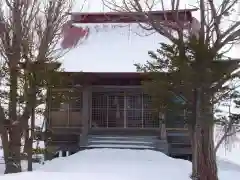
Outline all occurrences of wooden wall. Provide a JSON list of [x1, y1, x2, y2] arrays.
[[50, 111, 82, 127]]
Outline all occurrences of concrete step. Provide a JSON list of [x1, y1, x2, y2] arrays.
[[88, 135, 159, 141], [80, 135, 169, 154], [89, 128, 161, 136]]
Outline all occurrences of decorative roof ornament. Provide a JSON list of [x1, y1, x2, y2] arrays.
[[61, 20, 90, 49]]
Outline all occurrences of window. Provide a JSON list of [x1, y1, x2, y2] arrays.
[[91, 90, 160, 128]]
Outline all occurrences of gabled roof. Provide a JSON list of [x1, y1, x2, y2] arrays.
[[48, 72, 168, 87], [70, 9, 198, 24]]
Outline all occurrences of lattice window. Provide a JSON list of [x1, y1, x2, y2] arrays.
[[142, 94, 160, 128], [108, 93, 124, 109], [143, 94, 153, 109], [126, 94, 142, 109], [108, 93, 124, 127], [91, 90, 161, 128], [143, 110, 159, 128], [91, 92, 108, 127], [92, 91, 125, 128], [50, 91, 64, 109], [48, 88, 82, 127], [126, 93, 142, 128], [50, 89, 82, 111]]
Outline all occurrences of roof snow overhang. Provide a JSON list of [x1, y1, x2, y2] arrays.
[[70, 9, 198, 24]]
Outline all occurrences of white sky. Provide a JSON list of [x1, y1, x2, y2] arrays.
[[61, 0, 240, 72]]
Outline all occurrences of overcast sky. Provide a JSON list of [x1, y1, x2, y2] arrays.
[[61, 0, 240, 72]]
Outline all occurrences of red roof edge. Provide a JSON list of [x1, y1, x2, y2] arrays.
[[70, 9, 198, 24]]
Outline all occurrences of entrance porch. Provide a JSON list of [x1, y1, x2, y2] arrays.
[[90, 86, 161, 129], [45, 72, 190, 159]]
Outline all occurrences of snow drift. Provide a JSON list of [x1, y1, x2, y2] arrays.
[[1, 148, 239, 180]]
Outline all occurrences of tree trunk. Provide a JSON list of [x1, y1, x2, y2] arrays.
[[27, 74, 37, 171], [27, 105, 35, 171], [189, 126, 198, 179], [6, 125, 22, 173], [190, 88, 199, 180], [194, 89, 218, 180], [6, 68, 22, 173], [195, 121, 218, 180], [23, 120, 29, 154], [0, 128, 10, 173], [0, 106, 10, 172]]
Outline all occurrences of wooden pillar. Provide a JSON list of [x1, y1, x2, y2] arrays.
[[124, 92, 127, 128], [80, 87, 90, 146], [161, 123, 167, 140], [44, 86, 51, 161], [160, 112, 167, 140]]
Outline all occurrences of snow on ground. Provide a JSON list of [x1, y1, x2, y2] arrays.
[[217, 142, 240, 166], [1, 148, 240, 180]]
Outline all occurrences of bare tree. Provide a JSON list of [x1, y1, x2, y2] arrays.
[[0, 0, 74, 173], [102, 0, 240, 180]]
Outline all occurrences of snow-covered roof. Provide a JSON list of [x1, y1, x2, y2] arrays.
[[62, 23, 170, 72], [62, 2, 200, 72]]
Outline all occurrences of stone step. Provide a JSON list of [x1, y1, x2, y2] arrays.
[[80, 135, 169, 154], [88, 135, 159, 141]]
